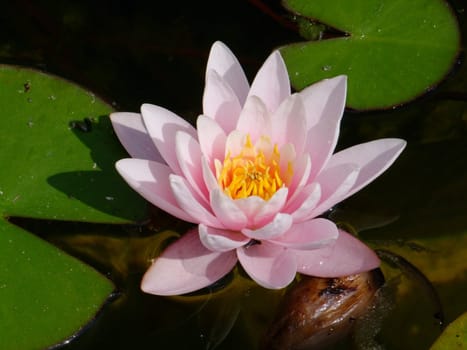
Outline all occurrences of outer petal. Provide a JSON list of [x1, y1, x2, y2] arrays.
[[141, 103, 197, 175], [305, 163, 359, 219], [203, 70, 243, 133], [285, 183, 321, 222], [110, 112, 163, 162], [248, 51, 290, 113], [326, 138, 407, 200], [242, 213, 293, 240], [294, 229, 380, 277], [170, 175, 223, 228], [115, 159, 195, 223], [199, 224, 250, 252], [197, 115, 227, 168], [237, 241, 297, 289], [301, 75, 347, 179], [271, 218, 338, 250], [206, 41, 249, 105], [175, 131, 209, 203], [210, 189, 248, 230], [141, 228, 238, 295]]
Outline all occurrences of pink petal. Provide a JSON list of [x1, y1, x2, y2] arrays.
[[235, 196, 265, 223], [301, 76, 347, 179], [201, 155, 220, 192], [305, 163, 359, 219], [271, 218, 338, 250], [237, 241, 297, 289], [210, 189, 248, 230], [141, 228, 238, 295], [236, 96, 270, 142], [199, 224, 249, 252], [248, 51, 290, 113], [206, 41, 249, 105], [242, 213, 293, 240], [110, 112, 164, 163], [196, 115, 227, 168], [224, 130, 246, 157], [115, 159, 195, 223], [175, 131, 209, 204], [140, 103, 196, 175], [327, 138, 407, 199], [286, 154, 311, 202], [294, 229, 380, 277], [252, 187, 289, 227], [270, 94, 307, 154], [285, 183, 321, 222], [203, 70, 243, 133], [169, 175, 223, 228]]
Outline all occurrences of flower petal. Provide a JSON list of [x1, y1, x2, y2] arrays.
[[170, 174, 223, 228], [237, 242, 297, 289], [248, 50, 290, 113], [270, 94, 307, 154], [301, 75, 347, 179], [210, 189, 248, 230], [201, 155, 219, 192], [110, 112, 164, 162], [115, 159, 196, 223], [253, 187, 289, 227], [141, 228, 238, 295], [285, 183, 322, 222], [242, 213, 293, 240], [294, 229, 380, 277], [327, 138, 407, 199], [197, 115, 227, 168], [141, 103, 197, 175], [203, 70, 242, 133], [271, 218, 338, 250], [206, 41, 249, 105], [199, 224, 249, 252], [175, 131, 209, 203], [236, 95, 270, 142], [305, 163, 359, 219]]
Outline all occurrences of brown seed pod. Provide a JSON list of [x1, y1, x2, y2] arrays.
[[261, 270, 384, 350]]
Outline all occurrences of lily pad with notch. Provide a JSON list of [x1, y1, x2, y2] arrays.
[[0, 65, 148, 349], [281, 0, 461, 110]]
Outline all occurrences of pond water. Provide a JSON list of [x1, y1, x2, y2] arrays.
[[1, 0, 466, 349]]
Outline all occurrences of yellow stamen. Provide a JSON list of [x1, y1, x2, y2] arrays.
[[218, 134, 293, 200]]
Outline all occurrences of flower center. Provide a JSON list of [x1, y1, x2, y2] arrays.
[[216, 134, 292, 200]]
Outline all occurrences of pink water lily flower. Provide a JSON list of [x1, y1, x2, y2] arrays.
[[111, 41, 406, 296]]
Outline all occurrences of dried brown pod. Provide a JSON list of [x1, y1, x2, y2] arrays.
[[261, 270, 384, 350]]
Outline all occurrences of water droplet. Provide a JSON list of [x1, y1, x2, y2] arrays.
[[48, 95, 56, 101], [321, 65, 332, 72], [105, 196, 115, 201], [27, 120, 34, 127]]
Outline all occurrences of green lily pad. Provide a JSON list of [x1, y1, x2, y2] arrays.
[[431, 311, 467, 349], [0, 65, 148, 349], [281, 0, 460, 110]]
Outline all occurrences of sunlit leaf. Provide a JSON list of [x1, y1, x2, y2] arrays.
[[0, 65, 150, 349], [281, 0, 460, 110], [431, 311, 467, 349]]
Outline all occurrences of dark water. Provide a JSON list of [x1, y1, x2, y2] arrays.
[[1, 0, 466, 349]]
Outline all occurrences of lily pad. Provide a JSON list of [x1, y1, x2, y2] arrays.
[[431, 311, 467, 349], [0, 65, 147, 349], [281, 0, 460, 110]]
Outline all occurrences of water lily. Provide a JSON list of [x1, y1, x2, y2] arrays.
[[111, 41, 406, 296]]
